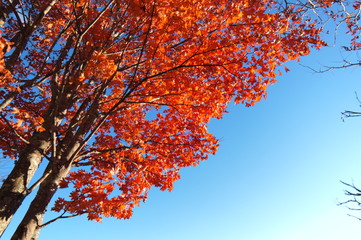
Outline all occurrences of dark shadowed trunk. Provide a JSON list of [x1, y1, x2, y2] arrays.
[[0, 84, 72, 236], [9, 93, 102, 239], [10, 162, 71, 240], [0, 132, 51, 237]]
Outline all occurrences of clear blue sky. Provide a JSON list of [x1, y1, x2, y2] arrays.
[[4, 25, 361, 240]]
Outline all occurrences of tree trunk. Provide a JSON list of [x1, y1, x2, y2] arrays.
[[0, 132, 51, 237], [0, 80, 73, 236], [10, 162, 71, 240]]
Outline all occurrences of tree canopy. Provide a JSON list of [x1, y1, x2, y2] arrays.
[[0, 0, 339, 239]]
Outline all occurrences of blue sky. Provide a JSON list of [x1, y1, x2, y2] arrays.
[[4, 20, 361, 240]]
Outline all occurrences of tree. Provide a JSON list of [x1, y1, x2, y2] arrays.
[[0, 0, 324, 239]]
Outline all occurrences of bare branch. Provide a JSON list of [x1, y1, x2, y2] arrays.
[[25, 168, 52, 196], [38, 211, 85, 229], [0, 114, 30, 145]]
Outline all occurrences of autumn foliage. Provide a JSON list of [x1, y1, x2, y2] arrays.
[[0, 0, 326, 239]]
